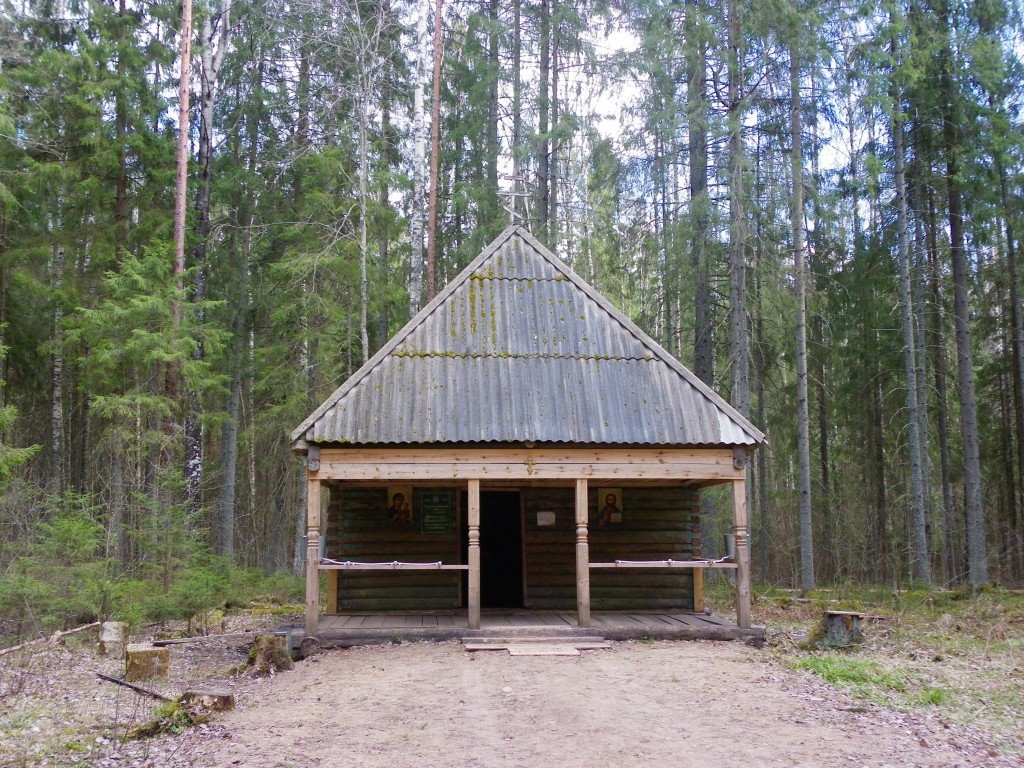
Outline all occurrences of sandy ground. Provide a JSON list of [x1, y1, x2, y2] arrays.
[[195, 641, 1015, 768], [3, 633, 1019, 767]]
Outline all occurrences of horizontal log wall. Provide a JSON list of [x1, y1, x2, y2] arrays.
[[326, 486, 461, 612], [523, 487, 700, 611]]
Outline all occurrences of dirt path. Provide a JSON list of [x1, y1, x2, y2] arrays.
[[197, 641, 1010, 768]]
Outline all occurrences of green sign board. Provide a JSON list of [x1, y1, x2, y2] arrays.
[[420, 490, 452, 534]]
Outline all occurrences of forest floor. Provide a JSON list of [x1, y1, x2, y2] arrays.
[[1, 589, 1022, 768]]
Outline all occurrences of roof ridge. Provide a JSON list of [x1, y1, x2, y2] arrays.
[[393, 350, 657, 361]]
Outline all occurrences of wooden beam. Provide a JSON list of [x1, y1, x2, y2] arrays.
[[305, 477, 321, 636], [588, 560, 737, 569], [467, 478, 481, 630], [326, 570, 339, 615], [732, 478, 751, 629], [693, 569, 704, 613], [313, 447, 745, 482], [575, 478, 591, 628]]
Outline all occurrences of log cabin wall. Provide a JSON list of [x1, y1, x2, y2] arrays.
[[523, 486, 701, 611], [325, 486, 461, 612]]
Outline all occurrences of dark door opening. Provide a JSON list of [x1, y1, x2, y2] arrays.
[[462, 491, 523, 608]]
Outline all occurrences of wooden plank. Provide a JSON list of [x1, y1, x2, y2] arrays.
[[319, 565, 468, 573], [437, 614, 454, 627], [314, 448, 744, 482], [589, 561, 737, 569], [326, 569, 339, 615], [467, 479, 481, 630], [319, 447, 737, 467], [575, 478, 591, 629], [360, 615, 386, 628], [693, 569, 705, 613], [422, 615, 438, 627], [315, 462, 743, 482]]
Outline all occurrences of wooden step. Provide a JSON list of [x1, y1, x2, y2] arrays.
[[462, 635, 611, 653], [463, 635, 606, 645]]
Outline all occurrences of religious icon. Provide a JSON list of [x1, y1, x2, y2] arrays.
[[596, 488, 624, 528], [386, 486, 413, 527]]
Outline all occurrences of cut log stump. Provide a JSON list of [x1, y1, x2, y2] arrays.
[[248, 635, 293, 675], [180, 689, 235, 711], [816, 610, 864, 648], [98, 622, 129, 658], [125, 643, 170, 681]]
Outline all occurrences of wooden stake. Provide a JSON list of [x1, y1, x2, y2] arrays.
[[575, 478, 591, 628], [733, 478, 751, 629], [305, 477, 321, 636], [467, 478, 481, 629]]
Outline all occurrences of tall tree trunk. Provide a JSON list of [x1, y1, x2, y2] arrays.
[[537, 0, 550, 241], [996, 157, 1024, 579], [891, 29, 930, 583], [114, 0, 128, 258], [426, 0, 443, 301], [409, 0, 428, 313], [790, 43, 814, 592], [168, 0, 193, 417], [939, 14, 988, 587], [50, 244, 65, 493], [358, 90, 370, 364], [511, 0, 523, 223], [548, 1, 558, 245], [926, 185, 958, 583], [487, 0, 499, 231], [690, 0, 712, 386], [218, 44, 262, 563]]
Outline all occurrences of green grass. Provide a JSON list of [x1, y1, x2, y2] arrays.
[[707, 582, 1024, 755], [792, 654, 906, 691]]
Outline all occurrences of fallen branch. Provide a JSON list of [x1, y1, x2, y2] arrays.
[[0, 621, 101, 658], [151, 631, 259, 647], [0, 635, 46, 658], [50, 621, 101, 644], [96, 673, 172, 702]]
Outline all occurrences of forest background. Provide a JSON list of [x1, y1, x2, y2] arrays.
[[0, 0, 1022, 641]]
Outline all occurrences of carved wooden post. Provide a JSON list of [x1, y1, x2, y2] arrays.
[[305, 473, 322, 637], [732, 477, 751, 629], [575, 478, 591, 628], [467, 478, 481, 629]]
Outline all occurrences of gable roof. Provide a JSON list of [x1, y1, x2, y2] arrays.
[[291, 226, 764, 449]]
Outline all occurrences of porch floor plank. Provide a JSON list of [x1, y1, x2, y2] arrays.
[[296, 610, 764, 649]]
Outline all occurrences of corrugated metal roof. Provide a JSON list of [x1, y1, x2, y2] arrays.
[[291, 227, 764, 448]]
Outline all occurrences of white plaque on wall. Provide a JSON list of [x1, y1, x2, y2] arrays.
[[537, 511, 556, 527]]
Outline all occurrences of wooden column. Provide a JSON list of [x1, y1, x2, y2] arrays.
[[305, 476, 322, 637], [732, 478, 751, 629], [467, 478, 481, 629], [575, 478, 591, 628]]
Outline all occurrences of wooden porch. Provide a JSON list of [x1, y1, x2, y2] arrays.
[[283, 609, 766, 651]]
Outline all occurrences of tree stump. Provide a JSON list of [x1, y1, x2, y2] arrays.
[[815, 610, 864, 648], [98, 621, 129, 658], [125, 643, 170, 681], [300, 636, 322, 658], [180, 689, 235, 711], [248, 635, 293, 675]]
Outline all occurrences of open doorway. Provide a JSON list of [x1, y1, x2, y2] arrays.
[[462, 490, 523, 608]]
